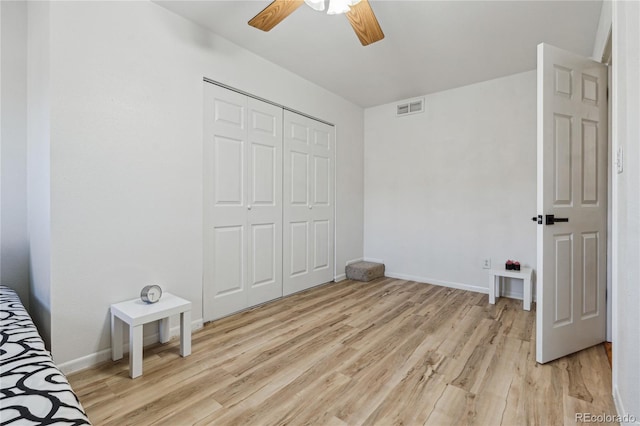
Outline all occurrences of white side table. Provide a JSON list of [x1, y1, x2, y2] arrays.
[[488, 267, 533, 311], [110, 292, 192, 378]]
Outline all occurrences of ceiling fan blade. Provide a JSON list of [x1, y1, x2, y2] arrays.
[[248, 0, 305, 32], [345, 0, 384, 46]]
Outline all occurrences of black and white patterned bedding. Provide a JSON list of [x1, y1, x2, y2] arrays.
[[0, 285, 91, 425]]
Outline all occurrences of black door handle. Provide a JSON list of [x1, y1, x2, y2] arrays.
[[545, 214, 569, 225]]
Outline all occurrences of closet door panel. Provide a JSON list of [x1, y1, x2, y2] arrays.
[[283, 111, 334, 296], [251, 223, 276, 286], [290, 151, 309, 205], [251, 144, 276, 205], [289, 221, 309, 277], [313, 220, 330, 271], [314, 156, 330, 205], [204, 85, 249, 321], [310, 126, 334, 279], [214, 137, 244, 204], [247, 99, 283, 306], [212, 226, 245, 295]]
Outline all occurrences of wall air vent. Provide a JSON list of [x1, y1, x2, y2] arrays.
[[397, 104, 409, 115], [396, 98, 424, 117]]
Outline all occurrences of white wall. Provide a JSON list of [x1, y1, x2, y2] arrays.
[[612, 1, 640, 423], [364, 70, 536, 296], [0, 1, 29, 307], [27, 0, 52, 347], [35, 1, 363, 368], [591, 0, 612, 61]]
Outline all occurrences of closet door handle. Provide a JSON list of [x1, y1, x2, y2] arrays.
[[247, 205, 252, 210], [308, 204, 312, 209]]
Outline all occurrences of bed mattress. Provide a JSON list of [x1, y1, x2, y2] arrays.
[[0, 285, 91, 425]]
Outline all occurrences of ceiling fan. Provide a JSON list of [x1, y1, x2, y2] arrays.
[[248, 0, 384, 46]]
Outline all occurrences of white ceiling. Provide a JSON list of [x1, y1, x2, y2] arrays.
[[155, 0, 603, 107]]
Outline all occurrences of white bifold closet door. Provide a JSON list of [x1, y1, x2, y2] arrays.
[[283, 111, 334, 296], [203, 84, 283, 321]]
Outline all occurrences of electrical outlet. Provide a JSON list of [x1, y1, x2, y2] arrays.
[[482, 258, 491, 269]]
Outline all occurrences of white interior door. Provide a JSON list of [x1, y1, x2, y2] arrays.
[[203, 84, 283, 321], [283, 111, 334, 296], [536, 43, 608, 363]]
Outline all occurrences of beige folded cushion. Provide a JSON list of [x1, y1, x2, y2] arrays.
[[346, 261, 385, 282]]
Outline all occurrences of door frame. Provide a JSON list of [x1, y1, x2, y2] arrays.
[[603, 36, 612, 343], [590, 14, 613, 343]]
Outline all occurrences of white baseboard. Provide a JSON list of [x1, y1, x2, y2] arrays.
[[58, 347, 113, 375], [363, 257, 384, 264], [500, 288, 524, 301], [614, 385, 640, 425], [58, 319, 203, 375], [334, 273, 347, 282], [385, 271, 488, 295], [345, 258, 364, 266], [497, 281, 538, 302], [385, 271, 539, 303]]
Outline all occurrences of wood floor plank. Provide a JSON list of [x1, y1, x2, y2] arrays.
[[150, 395, 223, 425], [333, 324, 432, 423], [500, 339, 531, 426], [221, 314, 350, 377], [361, 354, 446, 425], [67, 279, 617, 426], [218, 345, 359, 425], [424, 383, 470, 425], [211, 321, 353, 407], [268, 371, 353, 426], [435, 317, 498, 384]]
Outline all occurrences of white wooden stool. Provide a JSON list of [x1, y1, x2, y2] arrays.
[[488, 267, 533, 311], [110, 292, 191, 378]]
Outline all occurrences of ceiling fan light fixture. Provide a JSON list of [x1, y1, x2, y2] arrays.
[[327, 0, 350, 15], [249, 0, 384, 46], [304, 0, 325, 12]]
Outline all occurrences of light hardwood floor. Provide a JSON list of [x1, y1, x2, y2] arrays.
[[68, 278, 616, 425]]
